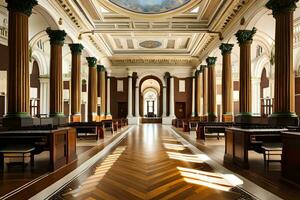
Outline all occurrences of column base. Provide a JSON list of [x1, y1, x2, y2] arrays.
[[71, 114, 81, 122], [222, 114, 233, 122], [128, 116, 140, 125], [268, 112, 299, 127], [207, 113, 217, 122], [3, 113, 33, 129], [234, 113, 252, 125], [162, 116, 175, 125]]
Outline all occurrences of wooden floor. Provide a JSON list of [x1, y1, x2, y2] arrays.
[[175, 128, 300, 200], [53, 124, 256, 200]]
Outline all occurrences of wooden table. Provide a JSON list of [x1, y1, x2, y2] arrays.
[[0, 127, 77, 171], [69, 122, 104, 140], [224, 127, 286, 169], [0, 145, 35, 168], [196, 122, 233, 140]]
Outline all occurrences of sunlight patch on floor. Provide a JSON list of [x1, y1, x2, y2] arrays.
[[63, 146, 126, 198]]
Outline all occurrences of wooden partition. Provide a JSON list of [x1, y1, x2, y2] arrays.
[[0, 127, 77, 171]]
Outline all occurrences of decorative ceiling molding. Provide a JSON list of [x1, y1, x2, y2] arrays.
[[110, 56, 200, 67]]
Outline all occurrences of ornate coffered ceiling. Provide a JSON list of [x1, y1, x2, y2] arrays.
[[1, 0, 254, 67]]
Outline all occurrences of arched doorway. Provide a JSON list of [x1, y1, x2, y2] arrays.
[[139, 76, 163, 122], [143, 88, 158, 117], [30, 60, 40, 117]]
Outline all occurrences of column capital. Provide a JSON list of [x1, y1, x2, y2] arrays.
[[266, 0, 298, 16], [97, 64, 106, 72], [164, 72, 171, 79], [86, 57, 97, 67], [6, 0, 38, 16], [46, 28, 67, 45], [69, 43, 84, 54], [235, 28, 257, 44], [219, 43, 234, 55], [199, 65, 206, 72], [206, 57, 217, 66]]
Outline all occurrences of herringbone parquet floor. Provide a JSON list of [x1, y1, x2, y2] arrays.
[[54, 124, 255, 200]]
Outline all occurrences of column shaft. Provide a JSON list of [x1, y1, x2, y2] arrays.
[[101, 70, 106, 120], [162, 86, 167, 117], [235, 28, 256, 123], [196, 70, 203, 117], [47, 29, 67, 119], [220, 43, 234, 122], [206, 57, 217, 122], [4, 0, 38, 127], [87, 57, 97, 122], [106, 76, 112, 119], [202, 66, 208, 121], [128, 76, 133, 117], [70, 44, 83, 122], [135, 86, 140, 117], [191, 76, 196, 117], [266, 0, 299, 125], [169, 77, 175, 117]]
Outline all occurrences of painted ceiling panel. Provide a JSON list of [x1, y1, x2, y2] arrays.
[[109, 0, 191, 14]]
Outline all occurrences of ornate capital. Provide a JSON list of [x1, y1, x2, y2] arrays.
[[86, 57, 97, 68], [266, 0, 299, 16], [206, 57, 217, 66], [164, 72, 171, 79], [97, 64, 106, 72], [6, 0, 38, 16], [199, 65, 206, 72], [69, 44, 84, 54], [46, 28, 67, 45], [219, 43, 234, 55], [235, 28, 257, 44]]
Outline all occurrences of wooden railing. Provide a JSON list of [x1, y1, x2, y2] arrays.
[[261, 98, 273, 117]]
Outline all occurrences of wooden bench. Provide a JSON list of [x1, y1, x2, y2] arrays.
[[261, 143, 282, 170], [0, 145, 35, 169]]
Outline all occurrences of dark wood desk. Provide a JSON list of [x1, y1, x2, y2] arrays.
[[0, 127, 77, 171], [224, 127, 285, 169], [196, 122, 233, 140], [69, 122, 104, 140], [281, 132, 300, 185]]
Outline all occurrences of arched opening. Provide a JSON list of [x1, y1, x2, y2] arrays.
[[30, 60, 40, 117], [260, 67, 271, 117], [143, 88, 158, 117], [139, 76, 163, 120]]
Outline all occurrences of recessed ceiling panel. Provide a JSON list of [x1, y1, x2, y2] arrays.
[[109, 0, 191, 14]]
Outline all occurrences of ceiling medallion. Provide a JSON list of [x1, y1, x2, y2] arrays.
[[139, 40, 162, 49], [109, 0, 191, 14]]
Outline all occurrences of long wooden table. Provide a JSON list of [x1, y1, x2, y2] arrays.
[[0, 127, 77, 171], [224, 127, 286, 169], [195, 122, 233, 140], [69, 122, 104, 140]]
